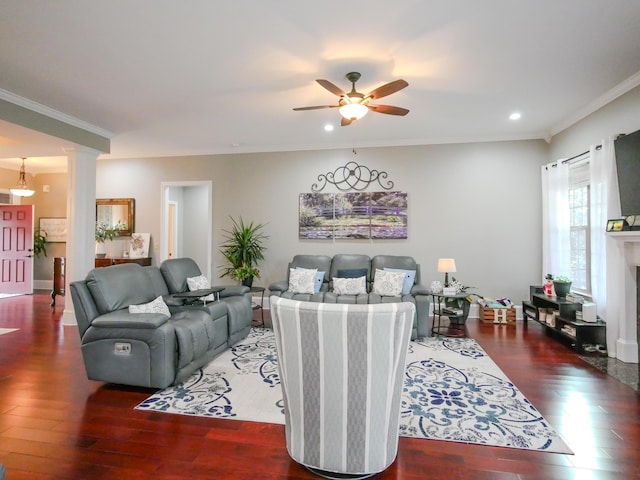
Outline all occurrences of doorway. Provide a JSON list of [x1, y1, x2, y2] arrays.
[[160, 181, 213, 281]]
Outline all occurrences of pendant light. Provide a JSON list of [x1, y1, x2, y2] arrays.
[[10, 158, 35, 197]]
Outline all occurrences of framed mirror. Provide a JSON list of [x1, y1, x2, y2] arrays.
[[96, 198, 135, 236]]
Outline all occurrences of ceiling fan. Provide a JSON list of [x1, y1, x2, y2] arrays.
[[293, 72, 409, 126]]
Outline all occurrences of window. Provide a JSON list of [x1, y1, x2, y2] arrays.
[[568, 160, 590, 294]]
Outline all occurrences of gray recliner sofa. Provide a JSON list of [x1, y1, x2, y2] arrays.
[[70, 259, 252, 389], [268, 254, 431, 339], [159, 257, 253, 346]]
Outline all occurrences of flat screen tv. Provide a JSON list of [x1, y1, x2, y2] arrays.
[[614, 128, 640, 217]]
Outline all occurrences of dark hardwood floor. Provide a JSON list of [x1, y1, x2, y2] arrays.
[[0, 292, 638, 479]]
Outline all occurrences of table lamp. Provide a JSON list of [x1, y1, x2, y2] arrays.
[[437, 258, 456, 287]]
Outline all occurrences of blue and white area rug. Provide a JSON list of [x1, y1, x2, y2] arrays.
[[136, 328, 572, 454]]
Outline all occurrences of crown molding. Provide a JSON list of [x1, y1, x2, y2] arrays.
[[0, 88, 113, 138], [100, 132, 549, 160], [549, 70, 640, 138]]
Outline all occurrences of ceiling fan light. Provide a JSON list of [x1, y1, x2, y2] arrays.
[[339, 103, 368, 120], [10, 158, 35, 197]]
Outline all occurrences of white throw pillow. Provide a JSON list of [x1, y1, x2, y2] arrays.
[[129, 296, 171, 317], [187, 274, 214, 302], [187, 274, 210, 290], [373, 269, 405, 297], [296, 267, 325, 293], [288, 267, 317, 294], [383, 268, 416, 295], [332, 276, 367, 295]]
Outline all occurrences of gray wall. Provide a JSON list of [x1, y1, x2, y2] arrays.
[[96, 139, 548, 303], [550, 84, 640, 159]]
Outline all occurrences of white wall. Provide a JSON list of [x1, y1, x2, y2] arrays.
[[550, 84, 640, 159], [97, 139, 548, 304], [183, 185, 209, 275]]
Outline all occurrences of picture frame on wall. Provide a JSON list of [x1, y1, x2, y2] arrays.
[[298, 191, 408, 240], [39, 217, 67, 243]]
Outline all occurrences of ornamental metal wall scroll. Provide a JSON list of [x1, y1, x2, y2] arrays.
[[311, 161, 394, 192]]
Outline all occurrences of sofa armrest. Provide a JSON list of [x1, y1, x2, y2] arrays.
[[410, 286, 431, 338], [268, 280, 288, 296], [91, 310, 170, 329], [410, 284, 430, 296], [414, 297, 431, 338], [218, 285, 250, 297]]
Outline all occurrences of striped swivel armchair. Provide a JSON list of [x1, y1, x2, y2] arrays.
[[270, 297, 414, 479]]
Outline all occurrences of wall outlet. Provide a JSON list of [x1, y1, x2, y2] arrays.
[[115, 342, 131, 355]]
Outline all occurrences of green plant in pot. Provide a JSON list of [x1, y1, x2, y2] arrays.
[[444, 277, 475, 325], [552, 275, 572, 298], [95, 222, 125, 258], [231, 264, 261, 287], [33, 228, 48, 258], [219, 216, 268, 287]]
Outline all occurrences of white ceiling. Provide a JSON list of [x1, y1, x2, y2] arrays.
[[1, 0, 640, 174]]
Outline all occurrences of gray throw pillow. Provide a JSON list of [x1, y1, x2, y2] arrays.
[[336, 268, 368, 278]]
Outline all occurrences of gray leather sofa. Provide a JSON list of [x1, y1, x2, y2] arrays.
[[268, 254, 431, 339], [70, 259, 252, 389]]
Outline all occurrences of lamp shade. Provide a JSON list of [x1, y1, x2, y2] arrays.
[[10, 158, 35, 197], [437, 258, 457, 273], [339, 102, 368, 120]]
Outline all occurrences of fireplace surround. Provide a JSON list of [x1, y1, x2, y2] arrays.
[[608, 231, 640, 363]]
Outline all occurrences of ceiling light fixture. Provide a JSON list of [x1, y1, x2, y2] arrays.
[[339, 101, 368, 121], [10, 158, 35, 197], [509, 112, 521, 120], [324, 124, 334, 132]]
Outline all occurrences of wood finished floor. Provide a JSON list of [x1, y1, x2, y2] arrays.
[[0, 293, 638, 480]]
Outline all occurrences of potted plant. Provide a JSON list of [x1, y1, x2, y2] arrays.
[[219, 216, 268, 287], [95, 222, 125, 258], [442, 277, 475, 326], [33, 228, 48, 258], [231, 264, 261, 287], [552, 275, 572, 298]]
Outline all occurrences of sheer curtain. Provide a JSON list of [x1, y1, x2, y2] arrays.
[[590, 138, 621, 356], [543, 140, 621, 356], [541, 161, 570, 281]]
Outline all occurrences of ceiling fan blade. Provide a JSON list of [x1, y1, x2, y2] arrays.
[[293, 105, 338, 111], [316, 79, 345, 97], [368, 104, 409, 116], [367, 79, 409, 100], [341, 117, 353, 126]]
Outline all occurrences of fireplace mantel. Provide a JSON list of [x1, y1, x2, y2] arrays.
[[607, 231, 639, 363], [608, 230, 640, 244]]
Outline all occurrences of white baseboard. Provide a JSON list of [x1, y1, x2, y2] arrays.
[[34, 280, 53, 291]]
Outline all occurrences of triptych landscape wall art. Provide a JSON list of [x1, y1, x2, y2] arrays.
[[299, 191, 408, 240]]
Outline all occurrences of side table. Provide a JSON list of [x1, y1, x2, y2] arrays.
[[430, 292, 471, 338], [51, 257, 65, 306], [250, 286, 265, 327]]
